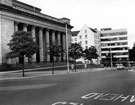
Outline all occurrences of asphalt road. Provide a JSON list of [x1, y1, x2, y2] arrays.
[[0, 70, 135, 105]]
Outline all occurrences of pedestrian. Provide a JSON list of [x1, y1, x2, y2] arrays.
[[71, 63, 74, 71], [84, 62, 87, 69]]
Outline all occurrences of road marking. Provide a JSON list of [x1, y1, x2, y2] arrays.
[[52, 92, 135, 105], [52, 102, 86, 105], [81, 92, 135, 103], [0, 83, 57, 91]]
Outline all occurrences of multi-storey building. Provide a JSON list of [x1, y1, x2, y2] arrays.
[[100, 28, 129, 66], [72, 24, 101, 64], [0, 0, 73, 64]]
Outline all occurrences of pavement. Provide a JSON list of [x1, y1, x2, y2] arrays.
[[0, 67, 110, 81]]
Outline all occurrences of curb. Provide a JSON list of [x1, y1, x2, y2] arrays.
[[0, 68, 106, 81]]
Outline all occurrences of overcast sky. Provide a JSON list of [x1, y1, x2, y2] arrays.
[[19, 0, 135, 48]]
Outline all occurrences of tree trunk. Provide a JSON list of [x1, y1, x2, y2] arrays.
[[22, 63, 25, 77], [52, 57, 54, 74], [90, 59, 92, 71], [21, 56, 25, 77], [74, 59, 76, 72]]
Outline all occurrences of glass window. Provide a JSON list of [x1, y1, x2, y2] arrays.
[[85, 30, 87, 33], [85, 35, 87, 39], [80, 41, 82, 45], [119, 37, 127, 40], [122, 42, 128, 45], [79, 35, 82, 39], [85, 41, 88, 44]]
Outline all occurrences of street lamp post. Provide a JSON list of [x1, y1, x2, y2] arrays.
[[65, 23, 70, 73], [109, 40, 113, 69]]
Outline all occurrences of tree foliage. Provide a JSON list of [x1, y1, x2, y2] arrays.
[[131, 44, 135, 61], [69, 43, 83, 60], [83, 46, 98, 62], [83, 46, 98, 70], [48, 44, 62, 58], [6, 31, 39, 59], [6, 31, 39, 77], [48, 44, 63, 74], [69, 43, 83, 71]]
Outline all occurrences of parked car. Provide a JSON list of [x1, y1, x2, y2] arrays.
[[116, 64, 124, 70], [76, 58, 90, 64]]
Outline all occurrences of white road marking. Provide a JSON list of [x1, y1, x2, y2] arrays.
[[81, 92, 135, 103]]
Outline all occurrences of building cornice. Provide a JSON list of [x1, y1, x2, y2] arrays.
[[0, 3, 73, 29]]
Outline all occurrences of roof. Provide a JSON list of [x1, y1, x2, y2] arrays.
[[71, 31, 80, 36], [89, 28, 97, 33]]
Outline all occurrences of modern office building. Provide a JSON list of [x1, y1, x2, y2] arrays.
[[0, 0, 73, 64], [100, 28, 129, 66], [72, 24, 101, 64]]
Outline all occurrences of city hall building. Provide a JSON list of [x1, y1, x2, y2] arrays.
[[0, 0, 73, 64]]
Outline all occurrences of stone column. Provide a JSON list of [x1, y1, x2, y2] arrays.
[[23, 24, 28, 32], [32, 26, 36, 62], [57, 32, 61, 61], [14, 21, 18, 32], [52, 30, 56, 61], [52, 30, 56, 44], [46, 29, 50, 62], [13, 21, 19, 64], [62, 33, 66, 61], [39, 28, 44, 62], [23, 24, 28, 63]]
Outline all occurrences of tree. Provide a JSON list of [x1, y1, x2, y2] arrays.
[[69, 43, 83, 72], [83, 46, 98, 70], [48, 44, 63, 74], [6, 31, 39, 77], [131, 44, 135, 61]]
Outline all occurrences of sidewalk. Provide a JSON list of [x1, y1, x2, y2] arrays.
[[0, 67, 108, 81]]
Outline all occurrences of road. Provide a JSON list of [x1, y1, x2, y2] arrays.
[[0, 70, 135, 105]]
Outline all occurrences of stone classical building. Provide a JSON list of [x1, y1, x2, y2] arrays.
[[0, 0, 73, 64]]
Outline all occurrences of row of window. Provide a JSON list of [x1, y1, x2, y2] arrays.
[[79, 35, 88, 39], [101, 47, 128, 51], [79, 40, 88, 45], [101, 37, 127, 42], [101, 52, 128, 56], [102, 57, 128, 61], [101, 32, 127, 37], [101, 42, 128, 46]]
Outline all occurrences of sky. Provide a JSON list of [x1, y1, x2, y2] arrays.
[[19, 0, 135, 48]]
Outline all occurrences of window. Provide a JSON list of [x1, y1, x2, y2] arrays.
[[79, 35, 82, 39], [85, 35, 87, 39], [85, 41, 88, 44], [117, 43, 121, 45], [85, 30, 87, 33], [119, 37, 127, 40], [86, 46, 88, 49], [75, 38, 77, 41], [122, 42, 128, 45], [80, 41, 82, 45]]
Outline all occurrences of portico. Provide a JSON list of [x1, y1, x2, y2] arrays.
[[0, 0, 73, 64]]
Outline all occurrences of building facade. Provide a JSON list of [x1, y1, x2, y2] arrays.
[[72, 24, 101, 64], [100, 28, 129, 66], [0, 0, 73, 64]]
